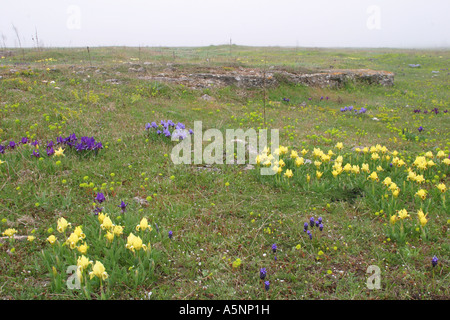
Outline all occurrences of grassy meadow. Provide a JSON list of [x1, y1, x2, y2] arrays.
[[0, 45, 449, 300]]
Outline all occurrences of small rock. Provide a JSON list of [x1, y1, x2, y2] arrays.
[[133, 196, 148, 206], [201, 94, 215, 101]]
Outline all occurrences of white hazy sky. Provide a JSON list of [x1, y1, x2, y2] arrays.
[[0, 0, 449, 48]]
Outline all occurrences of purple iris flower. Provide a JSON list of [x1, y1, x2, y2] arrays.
[[423, 110, 428, 114], [46, 147, 55, 156], [310, 217, 315, 228], [432, 256, 438, 267], [76, 143, 85, 152], [318, 217, 323, 224], [175, 122, 185, 130], [32, 149, 40, 158], [8, 141, 16, 149], [264, 281, 270, 291], [0, 145, 4, 154], [118, 201, 128, 213], [95, 192, 106, 204], [151, 121, 158, 128], [260, 268, 267, 280], [359, 107, 367, 114], [418, 126, 424, 132], [93, 206, 103, 215], [319, 223, 324, 231], [303, 222, 308, 231], [21, 137, 28, 144], [47, 140, 54, 148], [167, 120, 175, 127], [145, 123, 152, 130], [168, 231, 173, 239], [272, 243, 277, 253], [94, 142, 103, 150], [163, 129, 171, 138], [188, 129, 194, 135], [307, 230, 312, 240]]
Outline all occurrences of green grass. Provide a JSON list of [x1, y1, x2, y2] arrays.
[[0, 46, 449, 300]]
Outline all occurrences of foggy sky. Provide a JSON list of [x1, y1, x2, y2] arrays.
[[0, 0, 449, 48]]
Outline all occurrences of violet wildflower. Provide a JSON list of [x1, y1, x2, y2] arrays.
[[168, 231, 173, 239], [95, 192, 106, 204], [47, 140, 54, 148], [32, 149, 40, 158], [46, 147, 55, 156], [8, 141, 16, 149], [188, 129, 194, 135], [93, 207, 103, 215], [418, 126, 424, 132], [118, 201, 128, 213], [21, 137, 28, 144], [307, 230, 312, 240], [318, 217, 323, 224], [163, 129, 171, 138], [150, 121, 158, 128], [260, 268, 267, 280], [272, 243, 277, 253], [432, 256, 438, 267], [264, 281, 270, 291], [0, 145, 5, 154], [145, 123, 152, 130], [310, 217, 315, 227], [303, 222, 308, 232], [319, 223, 324, 231]]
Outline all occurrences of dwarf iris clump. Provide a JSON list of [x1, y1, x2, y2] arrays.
[[145, 120, 193, 141]]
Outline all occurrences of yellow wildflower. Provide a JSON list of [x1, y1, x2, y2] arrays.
[[89, 261, 108, 280], [2, 228, 17, 238], [284, 169, 293, 179], [56, 217, 71, 233], [47, 235, 57, 245], [397, 209, 410, 220], [436, 183, 447, 193], [415, 189, 427, 200]]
